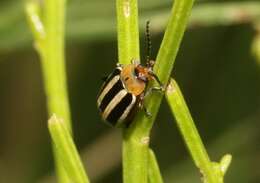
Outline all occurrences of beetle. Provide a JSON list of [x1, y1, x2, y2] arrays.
[[97, 21, 163, 127]]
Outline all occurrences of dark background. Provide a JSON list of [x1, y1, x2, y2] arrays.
[[0, 0, 259, 182]]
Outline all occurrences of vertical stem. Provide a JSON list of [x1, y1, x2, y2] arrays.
[[25, 0, 72, 182], [43, 0, 72, 133], [116, 0, 144, 183], [42, 0, 72, 182], [116, 0, 140, 65]]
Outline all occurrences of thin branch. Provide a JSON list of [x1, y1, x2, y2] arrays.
[[166, 79, 231, 183]]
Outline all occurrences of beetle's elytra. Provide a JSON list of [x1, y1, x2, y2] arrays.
[[97, 60, 162, 127]]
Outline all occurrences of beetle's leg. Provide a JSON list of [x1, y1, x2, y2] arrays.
[[138, 93, 152, 117], [116, 63, 123, 67], [101, 75, 108, 81], [148, 70, 164, 88], [138, 85, 164, 117], [143, 106, 152, 117], [144, 86, 164, 99]]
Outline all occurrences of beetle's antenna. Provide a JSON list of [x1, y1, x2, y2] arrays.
[[146, 20, 152, 63]]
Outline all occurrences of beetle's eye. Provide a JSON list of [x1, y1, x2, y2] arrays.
[[134, 68, 141, 78], [134, 68, 139, 77]]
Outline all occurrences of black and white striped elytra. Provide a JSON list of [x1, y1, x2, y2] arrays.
[[97, 66, 138, 127]]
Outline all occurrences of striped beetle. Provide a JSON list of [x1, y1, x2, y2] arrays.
[[97, 21, 163, 127]]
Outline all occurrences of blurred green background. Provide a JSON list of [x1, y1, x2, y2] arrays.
[[0, 0, 259, 182]]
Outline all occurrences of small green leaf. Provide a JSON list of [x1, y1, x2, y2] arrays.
[[219, 154, 232, 175]]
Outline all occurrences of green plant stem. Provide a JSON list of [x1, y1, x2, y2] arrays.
[[43, 0, 72, 181], [25, 0, 73, 182], [48, 115, 89, 183], [116, 0, 140, 65], [116, 0, 144, 182], [148, 149, 163, 183], [119, 0, 195, 182], [43, 0, 72, 132], [166, 79, 221, 183]]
